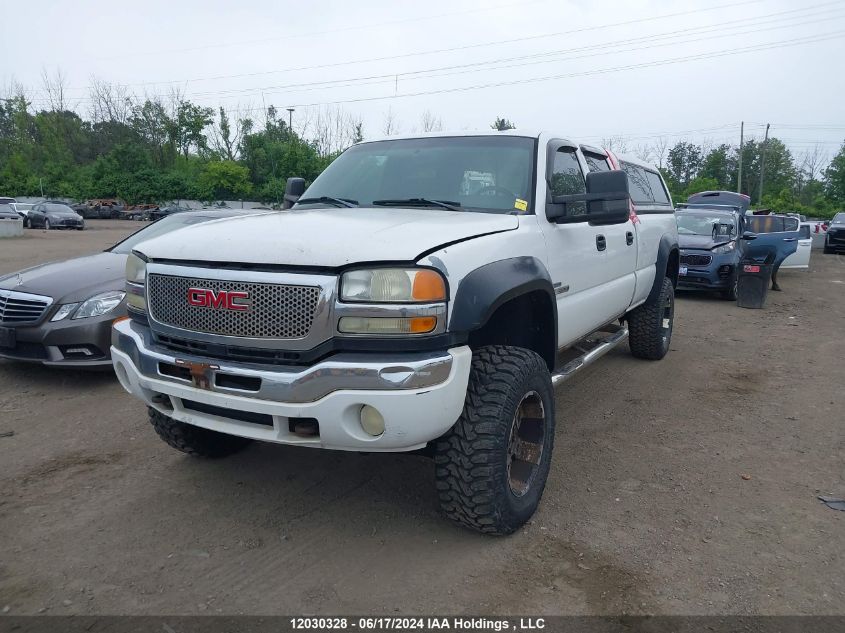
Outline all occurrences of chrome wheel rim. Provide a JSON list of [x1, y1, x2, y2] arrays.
[[507, 391, 546, 497]]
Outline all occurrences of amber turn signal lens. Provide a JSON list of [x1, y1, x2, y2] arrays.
[[411, 270, 446, 302], [112, 316, 130, 324], [409, 316, 437, 333]]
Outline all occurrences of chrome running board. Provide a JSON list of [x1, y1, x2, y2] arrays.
[[551, 325, 629, 388]]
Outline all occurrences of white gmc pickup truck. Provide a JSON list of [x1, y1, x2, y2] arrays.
[[112, 131, 679, 534]]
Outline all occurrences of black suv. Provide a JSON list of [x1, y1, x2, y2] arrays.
[[824, 212, 845, 254]]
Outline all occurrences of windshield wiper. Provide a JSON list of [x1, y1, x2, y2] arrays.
[[296, 196, 358, 208], [372, 198, 461, 211]]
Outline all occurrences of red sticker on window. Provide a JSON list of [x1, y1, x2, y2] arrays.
[[743, 265, 761, 273]]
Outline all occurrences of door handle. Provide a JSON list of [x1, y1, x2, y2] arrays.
[[783, 237, 797, 242], [596, 235, 607, 251], [626, 231, 634, 245]]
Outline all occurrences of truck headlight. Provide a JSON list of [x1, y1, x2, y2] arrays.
[[340, 268, 446, 303], [712, 241, 736, 255], [125, 253, 147, 312], [126, 253, 147, 284], [73, 291, 126, 319]]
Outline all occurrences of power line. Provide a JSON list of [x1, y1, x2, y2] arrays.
[[187, 5, 845, 102], [58, 0, 771, 91], [266, 30, 845, 110], [25, 3, 844, 106]]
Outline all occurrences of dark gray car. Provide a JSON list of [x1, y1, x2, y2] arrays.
[[0, 208, 270, 367], [25, 202, 85, 230]]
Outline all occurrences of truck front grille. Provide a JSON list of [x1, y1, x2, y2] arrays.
[[680, 254, 713, 267], [0, 290, 51, 324], [148, 274, 320, 339]]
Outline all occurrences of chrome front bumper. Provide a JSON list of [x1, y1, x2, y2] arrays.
[[111, 319, 472, 451], [112, 319, 456, 403]]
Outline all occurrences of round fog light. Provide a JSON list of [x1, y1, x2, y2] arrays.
[[360, 405, 385, 437]]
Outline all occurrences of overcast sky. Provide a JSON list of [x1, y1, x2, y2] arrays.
[[2, 0, 844, 161]]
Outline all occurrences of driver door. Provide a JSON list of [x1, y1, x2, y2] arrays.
[[539, 143, 632, 347], [744, 215, 800, 266]]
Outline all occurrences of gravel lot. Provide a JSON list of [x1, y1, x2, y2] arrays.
[[1, 220, 843, 616]]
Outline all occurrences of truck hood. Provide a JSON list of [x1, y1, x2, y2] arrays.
[[678, 234, 733, 251], [0, 252, 127, 302], [134, 208, 520, 266]]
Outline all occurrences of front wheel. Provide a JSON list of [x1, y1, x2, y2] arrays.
[[627, 276, 675, 360], [44, 219, 51, 230], [148, 408, 252, 458], [434, 345, 555, 535], [721, 273, 738, 301], [23, 217, 30, 228], [823, 242, 834, 254]]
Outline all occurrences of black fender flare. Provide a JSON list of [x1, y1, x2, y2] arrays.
[[647, 233, 680, 303], [450, 256, 557, 347]]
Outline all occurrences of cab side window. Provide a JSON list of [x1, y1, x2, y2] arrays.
[[550, 149, 586, 216], [620, 162, 654, 204], [583, 152, 611, 172], [645, 170, 670, 205]]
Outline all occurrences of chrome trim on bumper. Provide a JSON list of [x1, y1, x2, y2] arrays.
[[112, 318, 454, 403]]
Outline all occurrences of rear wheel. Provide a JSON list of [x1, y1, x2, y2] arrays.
[[434, 345, 555, 535], [628, 276, 675, 360], [44, 218, 51, 230], [148, 408, 252, 458]]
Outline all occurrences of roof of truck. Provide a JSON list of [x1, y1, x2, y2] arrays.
[[359, 129, 549, 144]]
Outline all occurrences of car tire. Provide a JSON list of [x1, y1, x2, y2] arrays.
[[628, 276, 675, 361], [721, 273, 738, 301], [148, 408, 252, 458], [823, 242, 833, 254], [23, 217, 30, 228], [434, 345, 555, 535], [44, 219, 51, 230]]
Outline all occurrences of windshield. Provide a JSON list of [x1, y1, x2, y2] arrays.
[[110, 213, 232, 254], [677, 213, 736, 237], [0, 204, 16, 215], [46, 204, 76, 215], [297, 136, 536, 214], [832, 213, 845, 224]]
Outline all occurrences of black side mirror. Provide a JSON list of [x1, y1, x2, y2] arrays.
[[547, 170, 631, 225], [283, 177, 306, 209], [741, 231, 758, 241]]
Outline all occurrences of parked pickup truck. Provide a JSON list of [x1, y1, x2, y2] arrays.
[[111, 131, 680, 534]]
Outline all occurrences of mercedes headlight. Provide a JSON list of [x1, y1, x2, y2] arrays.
[[712, 241, 736, 255], [340, 268, 446, 303], [51, 303, 80, 322], [73, 291, 126, 319]]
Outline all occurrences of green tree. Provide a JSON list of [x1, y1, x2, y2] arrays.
[[667, 142, 702, 189], [683, 176, 720, 199], [824, 141, 845, 203], [491, 117, 516, 131], [699, 144, 735, 189], [197, 160, 252, 201]]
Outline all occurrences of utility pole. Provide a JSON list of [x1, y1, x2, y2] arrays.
[[737, 121, 744, 194], [39, 178, 43, 197], [286, 108, 295, 133], [757, 123, 770, 205]]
